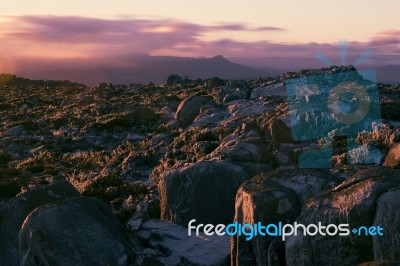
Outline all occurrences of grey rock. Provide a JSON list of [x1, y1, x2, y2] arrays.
[[0, 181, 80, 266], [19, 197, 135, 266], [231, 168, 340, 266], [373, 188, 400, 261], [232, 179, 300, 266], [158, 160, 250, 225], [192, 110, 228, 128], [265, 167, 341, 202], [285, 167, 400, 266], [250, 83, 286, 99], [174, 95, 215, 126], [138, 219, 230, 266], [227, 100, 271, 118]]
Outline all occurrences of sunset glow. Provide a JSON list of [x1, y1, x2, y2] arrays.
[[0, 0, 398, 82]]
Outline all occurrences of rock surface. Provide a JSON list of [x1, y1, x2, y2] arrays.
[[270, 118, 293, 145], [158, 160, 250, 225], [0, 181, 80, 266], [250, 82, 286, 99], [19, 197, 135, 266], [138, 219, 230, 265], [285, 167, 400, 266], [383, 143, 400, 168], [0, 69, 399, 265], [231, 168, 342, 266], [174, 95, 215, 126], [372, 188, 400, 261]]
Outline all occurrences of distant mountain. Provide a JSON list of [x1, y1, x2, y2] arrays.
[[374, 65, 400, 84], [230, 57, 400, 84], [13, 55, 275, 85], [12, 54, 397, 86]]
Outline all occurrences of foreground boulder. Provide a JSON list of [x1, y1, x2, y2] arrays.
[[231, 168, 341, 266], [372, 188, 400, 261], [233, 179, 300, 266], [174, 95, 215, 126], [286, 167, 400, 266], [0, 181, 80, 266], [158, 160, 250, 226], [19, 197, 135, 266], [138, 219, 230, 265]]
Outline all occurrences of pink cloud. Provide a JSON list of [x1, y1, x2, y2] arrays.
[[369, 30, 400, 46], [0, 15, 398, 68], [0, 16, 284, 54]]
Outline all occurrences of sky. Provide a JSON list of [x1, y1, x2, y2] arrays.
[[0, 0, 399, 73]]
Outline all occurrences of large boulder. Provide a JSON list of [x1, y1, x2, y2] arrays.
[[372, 188, 400, 261], [285, 167, 400, 266], [383, 143, 400, 168], [174, 95, 215, 126], [0, 181, 80, 266], [19, 197, 135, 266], [232, 180, 300, 266], [158, 160, 250, 226], [138, 219, 230, 265], [231, 168, 341, 266]]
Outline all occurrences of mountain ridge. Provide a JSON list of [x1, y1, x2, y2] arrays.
[[7, 54, 400, 85], [13, 54, 277, 86]]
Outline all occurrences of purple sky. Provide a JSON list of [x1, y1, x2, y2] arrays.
[[0, 15, 399, 78]]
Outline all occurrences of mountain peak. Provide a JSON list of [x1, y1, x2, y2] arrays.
[[209, 55, 227, 61]]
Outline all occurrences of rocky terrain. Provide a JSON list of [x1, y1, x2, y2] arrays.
[[0, 67, 399, 266]]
